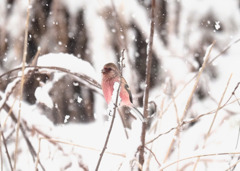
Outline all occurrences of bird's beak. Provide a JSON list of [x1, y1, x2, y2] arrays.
[[101, 68, 106, 74]]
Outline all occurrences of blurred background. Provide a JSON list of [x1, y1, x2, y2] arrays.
[[1, 0, 239, 124]]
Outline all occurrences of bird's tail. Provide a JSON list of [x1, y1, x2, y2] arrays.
[[131, 106, 157, 123], [130, 106, 147, 123]]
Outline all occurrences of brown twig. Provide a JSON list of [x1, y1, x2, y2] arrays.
[[0, 47, 41, 116], [35, 135, 126, 170], [0, 124, 13, 171], [160, 151, 240, 170], [163, 42, 214, 163], [0, 79, 20, 115], [95, 49, 126, 171], [144, 146, 161, 167], [209, 37, 240, 65], [0, 65, 101, 92], [138, 0, 155, 168], [226, 157, 240, 171], [147, 96, 240, 145], [14, 0, 31, 169], [192, 73, 232, 170], [3, 104, 45, 171], [150, 37, 239, 128]]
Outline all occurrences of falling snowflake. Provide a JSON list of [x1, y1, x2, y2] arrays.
[[64, 115, 70, 123], [215, 21, 221, 30]]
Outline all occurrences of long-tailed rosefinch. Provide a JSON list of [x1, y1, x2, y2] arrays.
[[101, 63, 144, 121]]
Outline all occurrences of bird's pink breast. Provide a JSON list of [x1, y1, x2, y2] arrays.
[[102, 78, 131, 106], [101, 79, 115, 104]]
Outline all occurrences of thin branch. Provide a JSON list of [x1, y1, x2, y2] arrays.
[[144, 146, 161, 167], [151, 36, 239, 125], [0, 47, 41, 116], [0, 124, 13, 171], [226, 158, 240, 171], [160, 151, 240, 170], [14, 0, 30, 169], [192, 74, 232, 170], [163, 93, 181, 164], [35, 135, 126, 170], [3, 104, 45, 171], [163, 42, 214, 163], [209, 37, 240, 65], [147, 92, 240, 145], [228, 125, 240, 171], [138, 0, 155, 168], [95, 49, 126, 171], [0, 65, 101, 92]]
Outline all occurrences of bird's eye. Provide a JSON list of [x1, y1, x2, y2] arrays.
[[102, 67, 113, 74]]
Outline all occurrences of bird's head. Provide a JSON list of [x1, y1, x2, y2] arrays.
[[101, 63, 120, 80]]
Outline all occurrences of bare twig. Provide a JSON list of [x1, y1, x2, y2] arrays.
[[207, 74, 232, 137], [138, 0, 155, 168], [0, 124, 13, 171], [0, 79, 20, 115], [226, 158, 240, 171], [0, 65, 101, 92], [160, 151, 240, 170], [14, 0, 31, 169], [31, 47, 41, 67], [228, 125, 240, 171], [0, 47, 41, 116], [162, 92, 181, 165], [192, 74, 232, 170], [209, 37, 240, 65], [150, 37, 240, 128], [163, 42, 214, 163], [147, 97, 240, 145], [95, 49, 126, 171], [3, 104, 45, 171], [35, 136, 126, 170], [144, 146, 161, 167]]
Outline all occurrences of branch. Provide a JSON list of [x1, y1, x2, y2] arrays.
[[14, 0, 30, 169], [95, 49, 126, 171], [3, 104, 45, 171], [144, 146, 161, 167], [138, 0, 155, 168], [1, 124, 13, 171], [192, 74, 233, 170], [147, 81, 240, 145], [0, 65, 101, 93], [162, 42, 214, 163], [160, 151, 240, 170]]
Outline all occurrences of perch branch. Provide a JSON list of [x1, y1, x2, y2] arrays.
[[95, 49, 125, 171]]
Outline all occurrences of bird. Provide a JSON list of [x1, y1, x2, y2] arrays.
[[101, 63, 144, 121]]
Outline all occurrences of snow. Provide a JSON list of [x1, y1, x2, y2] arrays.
[[107, 82, 121, 115], [37, 53, 97, 81], [35, 86, 53, 108], [1, 0, 240, 170]]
